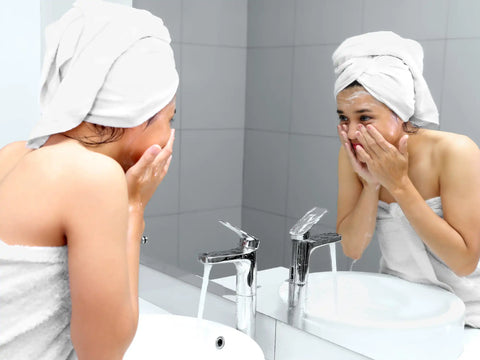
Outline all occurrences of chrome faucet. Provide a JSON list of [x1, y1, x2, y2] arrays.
[[198, 221, 259, 338], [288, 207, 341, 308]]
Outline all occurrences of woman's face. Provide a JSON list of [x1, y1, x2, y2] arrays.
[[122, 97, 176, 169], [336, 86, 404, 150], [143, 97, 176, 148]]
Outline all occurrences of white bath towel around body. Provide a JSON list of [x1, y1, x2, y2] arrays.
[[0, 240, 77, 359], [376, 197, 480, 328]]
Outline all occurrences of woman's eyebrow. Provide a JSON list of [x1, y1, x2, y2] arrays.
[[355, 108, 373, 114]]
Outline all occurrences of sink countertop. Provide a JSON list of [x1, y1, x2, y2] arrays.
[[212, 267, 480, 360]]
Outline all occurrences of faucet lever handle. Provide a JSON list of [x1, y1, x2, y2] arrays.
[[289, 207, 328, 240], [219, 220, 259, 249], [219, 220, 249, 238]]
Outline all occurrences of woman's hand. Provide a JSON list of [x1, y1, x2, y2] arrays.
[[337, 124, 380, 187], [354, 124, 409, 192], [125, 129, 175, 210]]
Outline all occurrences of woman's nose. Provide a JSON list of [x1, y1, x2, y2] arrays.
[[346, 125, 357, 140]]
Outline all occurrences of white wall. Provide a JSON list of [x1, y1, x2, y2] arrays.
[[0, 0, 41, 147]]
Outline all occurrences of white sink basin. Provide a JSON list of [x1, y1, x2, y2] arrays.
[[125, 313, 265, 360], [279, 271, 465, 359]]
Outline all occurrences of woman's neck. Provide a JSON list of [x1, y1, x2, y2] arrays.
[[44, 126, 127, 171]]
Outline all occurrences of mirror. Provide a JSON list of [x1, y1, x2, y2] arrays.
[[129, 1, 480, 346], [134, 0, 478, 281]]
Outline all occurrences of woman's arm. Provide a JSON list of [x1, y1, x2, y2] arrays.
[[66, 131, 174, 359], [336, 125, 380, 259], [123, 130, 174, 318], [390, 136, 480, 276], [65, 158, 136, 360], [357, 125, 480, 276]]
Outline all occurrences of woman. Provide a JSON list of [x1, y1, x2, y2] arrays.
[[334, 31, 480, 328], [0, 1, 178, 358]]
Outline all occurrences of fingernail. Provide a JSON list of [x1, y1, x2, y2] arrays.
[[149, 144, 161, 155]]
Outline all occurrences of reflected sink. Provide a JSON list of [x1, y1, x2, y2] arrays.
[[125, 313, 265, 360], [279, 271, 465, 360]]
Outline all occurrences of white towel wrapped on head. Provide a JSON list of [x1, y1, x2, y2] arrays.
[[332, 31, 439, 129], [27, 0, 179, 149]]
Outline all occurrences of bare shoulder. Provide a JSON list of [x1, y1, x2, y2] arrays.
[[418, 130, 480, 193], [0, 142, 128, 247], [0, 141, 30, 158], [41, 145, 131, 239], [421, 129, 480, 163], [0, 141, 32, 180], [21, 143, 128, 204]]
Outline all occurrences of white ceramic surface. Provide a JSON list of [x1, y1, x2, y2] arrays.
[[279, 271, 466, 360], [125, 313, 265, 360]]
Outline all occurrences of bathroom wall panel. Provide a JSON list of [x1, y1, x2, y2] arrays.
[[447, 0, 480, 39], [182, 0, 247, 47], [419, 40, 446, 115], [181, 45, 246, 130], [291, 44, 338, 137], [141, 214, 180, 268], [247, 0, 295, 48], [145, 131, 181, 216], [286, 134, 339, 224], [294, 0, 364, 46], [242, 207, 287, 271], [245, 47, 293, 132], [242, 130, 289, 215], [441, 39, 480, 145], [180, 129, 244, 212], [132, 0, 247, 273], [133, 0, 182, 43], [178, 207, 242, 277], [363, 0, 449, 40]]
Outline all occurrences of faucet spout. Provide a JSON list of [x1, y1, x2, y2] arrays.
[[198, 221, 259, 338]]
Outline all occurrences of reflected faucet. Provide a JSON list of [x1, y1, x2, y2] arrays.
[[198, 221, 259, 338], [288, 207, 341, 308]]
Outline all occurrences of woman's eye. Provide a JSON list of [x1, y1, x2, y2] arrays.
[[338, 115, 348, 122], [360, 115, 371, 122]]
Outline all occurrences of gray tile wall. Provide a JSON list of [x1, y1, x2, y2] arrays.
[[134, 0, 247, 277], [243, 0, 478, 274], [244, 0, 366, 273], [135, 0, 480, 277]]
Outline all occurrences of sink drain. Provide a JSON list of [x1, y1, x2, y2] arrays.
[[215, 336, 225, 350]]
